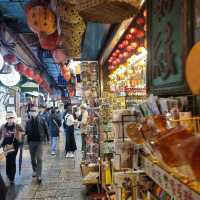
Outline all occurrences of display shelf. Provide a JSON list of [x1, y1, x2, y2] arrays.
[[141, 155, 200, 200]]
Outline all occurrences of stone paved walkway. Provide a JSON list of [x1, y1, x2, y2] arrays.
[[0, 131, 87, 200]]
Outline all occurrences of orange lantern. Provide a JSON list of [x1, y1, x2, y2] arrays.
[[24, 68, 34, 78], [33, 73, 43, 84], [27, 6, 56, 35]]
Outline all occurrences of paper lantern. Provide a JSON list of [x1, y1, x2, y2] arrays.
[[116, 58, 121, 65], [127, 45, 134, 52], [123, 52, 129, 58], [15, 63, 27, 73], [130, 27, 137, 34], [136, 30, 145, 38], [136, 17, 145, 26], [24, 68, 34, 77], [3, 54, 16, 64], [52, 48, 67, 64], [118, 44, 124, 49], [112, 52, 117, 57], [125, 34, 133, 40], [112, 60, 117, 66], [38, 31, 60, 50], [108, 65, 115, 71], [130, 42, 138, 49], [115, 49, 120, 55], [34, 73, 43, 84], [119, 53, 123, 59], [122, 40, 129, 47], [27, 6, 56, 35]]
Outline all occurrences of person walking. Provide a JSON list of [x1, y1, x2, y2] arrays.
[[79, 104, 88, 160], [64, 106, 77, 158], [48, 108, 61, 155], [0, 111, 24, 185], [25, 106, 49, 184], [0, 173, 7, 199]]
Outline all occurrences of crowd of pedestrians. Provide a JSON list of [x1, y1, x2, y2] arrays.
[[0, 102, 88, 196]]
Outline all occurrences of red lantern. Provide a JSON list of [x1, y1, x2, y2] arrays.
[[115, 49, 120, 54], [34, 73, 43, 84], [127, 45, 134, 52], [3, 54, 16, 64], [119, 53, 123, 59], [123, 52, 129, 59], [15, 63, 27, 73], [108, 59, 112, 64], [130, 42, 138, 49], [118, 43, 124, 49], [125, 34, 133, 40], [108, 65, 115, 71], [136, 30, 145, 38], [136, 17, 145, 26], [130, 27, 137, 34], [122, 40, 129, 47], [112, 60, 117, 66], [116, 58, 121, 65], [112, 52, 117, 57], [24, 68, 34, 77]]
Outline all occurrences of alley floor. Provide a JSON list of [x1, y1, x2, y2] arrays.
[[0, 131, 87, 200]]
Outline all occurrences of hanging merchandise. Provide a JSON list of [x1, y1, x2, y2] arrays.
[[26, 6, 57, 35], [38, 31, 60, 50], [58, 2, 83, 24], [75, 0, 143, 24]]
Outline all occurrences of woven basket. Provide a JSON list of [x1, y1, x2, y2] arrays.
[[58, 2, 83, 24], [60, 20, 86, 37], [74, 0, 140, 23]]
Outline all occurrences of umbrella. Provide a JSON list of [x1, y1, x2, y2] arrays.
[[18, 142, 24, 175]]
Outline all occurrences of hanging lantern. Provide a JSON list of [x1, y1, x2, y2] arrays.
[[3, 54, 16, 64], [15, 63, 27, 73], [108, 65, 115, 71], [130, 42, 138, 49], [116, 58, 121, 65], [136, 30, 145, 38], [130, 27, 137, 34], [112, 60, 117, 66], [119, 53, 123, 59], [115, 49, 120, 55], [112, 52, 117, 57], [127, 45, 134, 52], [118, 43, 124, 49], [122, 40, 129, 48], [52, 48, 67, 64], [123, 51, 129, 59], [38, 31, 60, 50], [27, 6, 56, 35], [125, 34, 133, 41], [24, 68, 34, 78], [33, 73, 43, 84], [136, 17, 145, 26]]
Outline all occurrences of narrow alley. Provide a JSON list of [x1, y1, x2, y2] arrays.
[[0, 132, 87, 200]]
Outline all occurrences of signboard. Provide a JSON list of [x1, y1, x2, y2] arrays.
[[147, 0, 192, 95], [142, 156, 200, 200]]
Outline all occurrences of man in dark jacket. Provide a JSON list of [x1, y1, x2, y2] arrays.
[[25, 106, 49, 184]]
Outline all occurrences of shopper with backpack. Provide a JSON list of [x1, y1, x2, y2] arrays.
[[25, 106, 49, 184]]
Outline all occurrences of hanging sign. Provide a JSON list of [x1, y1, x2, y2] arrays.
[[147, 0, 191, 95]]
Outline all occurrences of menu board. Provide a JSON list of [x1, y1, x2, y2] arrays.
[[147, 0, 191, 95]]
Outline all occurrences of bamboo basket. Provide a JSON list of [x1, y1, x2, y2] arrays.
[[74, 0, 141, 23]]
